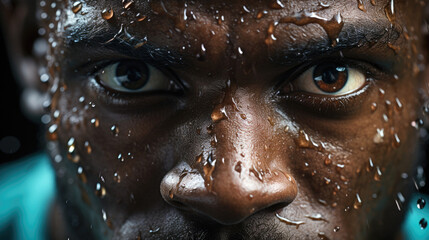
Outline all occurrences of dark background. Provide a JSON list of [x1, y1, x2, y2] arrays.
[[0, 24, 41, 165]]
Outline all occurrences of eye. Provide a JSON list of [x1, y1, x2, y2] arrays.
[[287, 62, 367, 96], [96, 60, 177, 93]]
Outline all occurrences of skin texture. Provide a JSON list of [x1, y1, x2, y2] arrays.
[[1, 0, 429, 239]]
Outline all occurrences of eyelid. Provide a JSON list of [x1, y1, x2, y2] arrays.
[[91, 59, 186, 96]]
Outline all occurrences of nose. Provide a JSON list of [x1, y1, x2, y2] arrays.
[[160, 101, 298, 225]]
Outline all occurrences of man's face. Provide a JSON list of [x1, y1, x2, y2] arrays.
[[41, 0, 427, 239]]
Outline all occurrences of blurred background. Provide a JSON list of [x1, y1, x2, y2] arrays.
[[0, 23, 41, 165]]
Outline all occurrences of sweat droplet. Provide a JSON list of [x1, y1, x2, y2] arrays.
[[392, 133, 401, 148], [275, 213, 305, 229], [47, 124, 58, 141], [278, 12, 344, 47], [72, 1, 82, 13], [123, 0, 134, 9], [95, 182, 106, 198], [374, 166, 382, 181], [354, 193, 362, 209], [67, 137, 76, 153], [417, 198, 426, 209], [90, 118, 99, 127], [111, 125, 119, 136], [384, 0, 395, 24], [77, 166, 87, 183], [357, 0, 366, 11], [84, 141, 92, 154], [101, 8, 114, 20]]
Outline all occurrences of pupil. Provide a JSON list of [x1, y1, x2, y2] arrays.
[[115, 62, 149, 90], [313, 63, 348, 93]]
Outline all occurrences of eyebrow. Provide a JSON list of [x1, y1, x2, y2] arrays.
[[267, 18, 402, 65], [64, 22, 185, 67], [63, 17, 401, 68]]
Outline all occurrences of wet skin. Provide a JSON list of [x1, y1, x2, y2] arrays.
[[31, 0, 429, 239]]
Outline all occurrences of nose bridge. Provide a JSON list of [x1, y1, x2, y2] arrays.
[[160, 88, 298, 225]]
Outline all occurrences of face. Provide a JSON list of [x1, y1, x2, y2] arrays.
[[35, 0, 428, 239]]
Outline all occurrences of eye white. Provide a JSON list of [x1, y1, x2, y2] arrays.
[[294, 65, 366, 96], [97, 61, 172, 93]]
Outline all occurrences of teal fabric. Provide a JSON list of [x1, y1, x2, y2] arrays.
[[0, 153, 55, 240], [403, 193, 429, 240], [0, 153, 427, 239]]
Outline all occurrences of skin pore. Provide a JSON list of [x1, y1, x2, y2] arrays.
[[2, 0, 429, 239]]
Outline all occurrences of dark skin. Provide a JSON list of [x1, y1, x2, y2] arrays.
[[1, 0, 429, 239]]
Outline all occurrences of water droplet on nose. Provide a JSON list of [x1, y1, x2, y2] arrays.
[[235, 161, 242, 173], [211, 106, 227, 122], [240, 114, 247, 120], [370, 102, 378, 112], [417, 198, 426, 209], [354, 193, 362, 209], [420, 218, 427, 229], [72, 1, 82, 13], [111, 125, 119, 136], [101, 8, 114, 20], [95, 182, 106, 198], [333, 226, 340, 232]]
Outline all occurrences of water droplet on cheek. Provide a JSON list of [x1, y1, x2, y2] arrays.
[[95, 182, 107, 198], [111, 125, 119, 136], [72, 1, 82, 14], [353, 193, 362, 209], [84, 141, 92, 154], [101, 8, 114, 20], [47, 124, 58, 140], [90, 118, 99, 127]]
